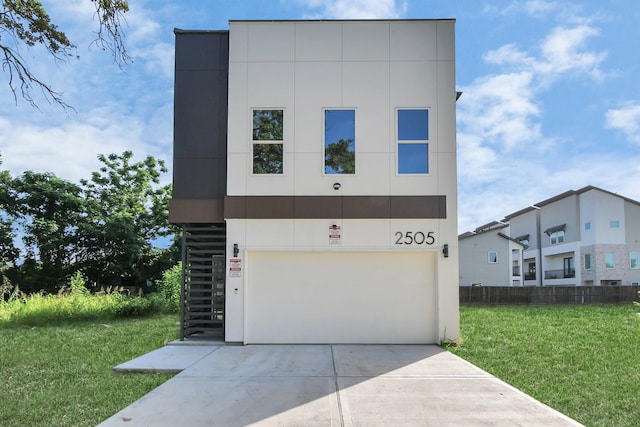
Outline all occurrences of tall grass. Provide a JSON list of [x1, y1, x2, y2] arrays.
[[0, 269, 182, 426], [0, 269, 180, 326]]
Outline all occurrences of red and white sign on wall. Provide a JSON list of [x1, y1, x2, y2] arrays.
[[329, 224, 341, 245], [229, 258, 242, 277]]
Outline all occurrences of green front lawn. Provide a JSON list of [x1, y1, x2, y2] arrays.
[[2, 304, 638, 426], [449, 305, 640, 427], [0, 315, 179, 427]]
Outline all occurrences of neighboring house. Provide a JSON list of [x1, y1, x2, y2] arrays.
[[459, 186, 640, 287], [169, 20, 460, 344], [459, 222, 525, 287]]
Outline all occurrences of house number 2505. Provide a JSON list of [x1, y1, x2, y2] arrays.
[[394, 231, 435, 245]]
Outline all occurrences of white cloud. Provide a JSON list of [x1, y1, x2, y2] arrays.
[[297, 0, 407, 19], [456, 15, 613, 232], [0, 110, 172, 185], [537, 25, 607, 81], [482, 1, 583, 20], [605, 103, 640, 144], [458, 72, 540, 150], [483, 25, 607, 84]]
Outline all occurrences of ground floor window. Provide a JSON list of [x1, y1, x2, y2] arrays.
[[630, 252, 639, 269], [605, 253, 615, 269]]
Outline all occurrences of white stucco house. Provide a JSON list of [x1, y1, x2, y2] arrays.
[[459, 186, 640, 287], [170, 19, 460, 344], [458, 222, 526, 287]]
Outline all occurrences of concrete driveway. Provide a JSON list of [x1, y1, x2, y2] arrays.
[[98, 344, 583, 426]]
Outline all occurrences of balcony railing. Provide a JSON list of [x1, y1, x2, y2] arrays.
[[544, 269, 575, 279], [524, 273, 536, 281]]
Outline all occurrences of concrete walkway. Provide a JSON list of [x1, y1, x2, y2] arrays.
[[98, 344, 583, 427]]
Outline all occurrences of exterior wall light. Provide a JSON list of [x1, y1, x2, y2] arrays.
[[443, 244, 449, 258], [333, 182, 341, 190], [233, 243, 239, 257]]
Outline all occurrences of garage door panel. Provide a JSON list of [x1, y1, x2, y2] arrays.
[[247, 252, 436, 344]]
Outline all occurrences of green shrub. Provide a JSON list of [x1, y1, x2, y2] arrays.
[[155, 262, 181, 313], [69, 271, 90, 296]]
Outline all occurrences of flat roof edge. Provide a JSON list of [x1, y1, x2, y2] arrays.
[[174, 28, 229, 34], [229, 19, 456, 23]]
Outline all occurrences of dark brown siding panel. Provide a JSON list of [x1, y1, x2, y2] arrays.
[[390, 196, 446, 218], [246, 196, 295, 218], [172, 157, 223, 199], [295, 196, 342, 218], [170, 31, 229, 224], [224, 195, 446, 219], [343, 196, 391, 218], [224, 196, 246, 219], [169, 199, 225, 223]]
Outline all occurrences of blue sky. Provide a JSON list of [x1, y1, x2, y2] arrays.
[[1, 0, 640, 233]]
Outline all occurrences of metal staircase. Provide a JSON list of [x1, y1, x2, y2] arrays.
[[180, 224, 226, 340]]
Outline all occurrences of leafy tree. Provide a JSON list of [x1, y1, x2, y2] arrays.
[[325, 139, 355, 174], [80, 151, 177, 288], [7, 171, 86, 292], [1, 0, 130, 108], [0, 155, 18, 276]]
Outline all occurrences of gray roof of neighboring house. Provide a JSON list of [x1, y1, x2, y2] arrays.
[[464, 185, 640, 237]]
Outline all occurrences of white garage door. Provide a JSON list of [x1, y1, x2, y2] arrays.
[[246, 251, 436, 344]]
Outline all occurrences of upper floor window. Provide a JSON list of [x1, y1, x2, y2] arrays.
[[324, 109, 355, 174], [252, 109, 283, 174], [550, 230, 564, 245], [609, 220, 620, 229], [514, 234, 529, 249], [605, 253, 615, 269], [488, 251, 498, 263], [397, 109, 429, 174], [630, 252, 639, 269], [584, 222, 591, 231], [584, 253, 592, 270]]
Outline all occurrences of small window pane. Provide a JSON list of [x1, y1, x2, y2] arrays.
[[325, 110, 355, 174], [605, 253, 615, 269], [584, 222, 591, 230], [488, 252, 498, 263], [630, 252, 639, 269], [398, 143, 428, 174], [398, 109, 429, 140], [610, 220, 620, 229], [253, 144, 283, 174], [253, 110, 283, 141], [551, 230, 564, 245], [584, 254, 591, 270]]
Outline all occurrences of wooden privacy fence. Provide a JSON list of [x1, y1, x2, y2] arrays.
[[459, 286, 640, 305]]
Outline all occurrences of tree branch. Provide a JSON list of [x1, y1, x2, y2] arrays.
[[90, 0, 131, 66], [1, 44, 72, 110]]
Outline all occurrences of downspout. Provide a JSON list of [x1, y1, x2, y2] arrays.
[[535, 207, 543, 286]]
